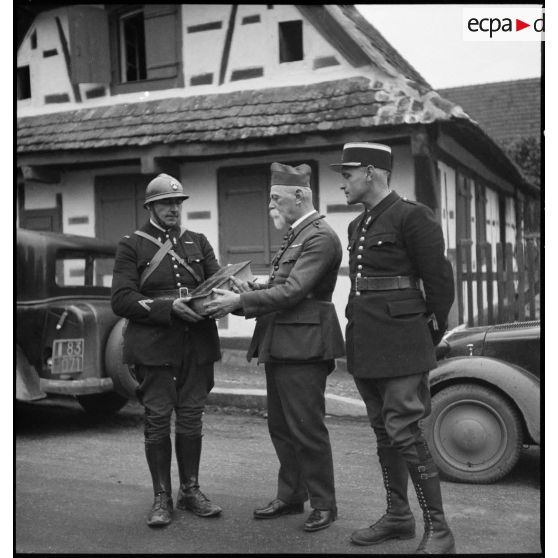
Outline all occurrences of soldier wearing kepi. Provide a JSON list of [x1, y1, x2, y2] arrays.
[[331, 143, 456, 554], [204, 162, 345, 533], [111, 173, 222, 527]]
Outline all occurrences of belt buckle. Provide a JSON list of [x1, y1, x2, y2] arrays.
[[179, 287, 190, 298]]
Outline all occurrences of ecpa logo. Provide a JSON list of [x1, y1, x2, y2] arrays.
[[463, 7, 544, 42]]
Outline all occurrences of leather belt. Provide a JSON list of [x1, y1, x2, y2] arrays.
[[354, 275, 420, 292], [143, 287, 190, 300]]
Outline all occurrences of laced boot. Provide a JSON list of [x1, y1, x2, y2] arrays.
[[407, 459, 456, 554], [351, 447, 415, 546], [175, 434, 222, 517], [145, 437, 173, 527]]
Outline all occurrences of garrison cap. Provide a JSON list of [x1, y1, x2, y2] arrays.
[[270, 162, 311, 188], [330, 142, 392, 172], [144, 173, 189, 207]]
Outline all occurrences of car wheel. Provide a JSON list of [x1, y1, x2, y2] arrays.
[[76, 392, 128, 415], [425, 383, 523, 484], [104, 318, 139, 400]]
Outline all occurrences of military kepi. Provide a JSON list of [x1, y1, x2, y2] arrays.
[[270, 162, 311, 187], [330, 142, 392, 172]]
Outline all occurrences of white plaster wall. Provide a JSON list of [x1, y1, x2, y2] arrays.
[[60, 171, 96, 237], [177, 162, 220, 251], [18, 5, 371, 116], [17, 9, 73, 108], [182, 5, 229, 85]]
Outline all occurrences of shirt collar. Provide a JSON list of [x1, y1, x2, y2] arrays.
[[291, 210, 318, 231], [149, 218, 166, 232]]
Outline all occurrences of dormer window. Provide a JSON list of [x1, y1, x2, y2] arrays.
[[119, 10, 147, 82], [279, 20, 303, 63]]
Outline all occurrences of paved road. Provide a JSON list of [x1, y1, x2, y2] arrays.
[[16, 399, 541, 554]]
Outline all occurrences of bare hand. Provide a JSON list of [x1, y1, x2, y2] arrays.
[[172, 298, 204, 323], [203, 289, 242, 318], [229, 276, 258, 293]]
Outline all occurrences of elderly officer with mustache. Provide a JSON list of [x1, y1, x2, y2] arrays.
[[205, 162, 345, 533]]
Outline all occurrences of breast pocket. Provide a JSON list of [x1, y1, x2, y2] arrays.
[[280, 245, 303, 266], [365, 232, 398, 249]]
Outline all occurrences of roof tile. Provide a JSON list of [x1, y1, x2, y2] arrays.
[[17, 77, 470, 153]]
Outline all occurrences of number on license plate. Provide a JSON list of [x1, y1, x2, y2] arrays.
[[52, 339, 84, 374]]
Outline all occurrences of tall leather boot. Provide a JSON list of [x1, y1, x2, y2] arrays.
[[351, 447, 416, 545], [175, 434, 222, 517], [145, 437, 173, 527], [407, 459, 456, 554]]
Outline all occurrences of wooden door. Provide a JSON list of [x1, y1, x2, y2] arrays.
[[218, 161, 319, 275], [95, 174, 146, 243]]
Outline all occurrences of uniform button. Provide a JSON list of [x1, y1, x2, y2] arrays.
[[357, 254, 362, 260], [356, 272, 362, 278], [175, 273, 180, 277], [357, 264, 362, 270], [355, 291, 361, 296], [173, 377, 177, 381], [177, 282, 182, 286], [173, 264, 178, 269], [158, 237, 162, 242], [360, 236, 365, 241], [358, 245, 364, 251], [172, 257, 176, 261], [378, 240, 383, 245]]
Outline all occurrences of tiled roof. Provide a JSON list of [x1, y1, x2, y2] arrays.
[[439, 78, 541, 144], [17, 77, 468, 153]]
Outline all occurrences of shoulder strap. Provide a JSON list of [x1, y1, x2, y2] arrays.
[[134, 229, 203, 287], [134, 231, 174, 289]]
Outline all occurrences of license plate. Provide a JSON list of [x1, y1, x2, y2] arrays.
[[52, 339, 84, 375]]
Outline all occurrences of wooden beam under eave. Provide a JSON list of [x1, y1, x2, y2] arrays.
[[141, 155, 180, 177], [21, 165, 61, 183], [434, 129, 516, 195]]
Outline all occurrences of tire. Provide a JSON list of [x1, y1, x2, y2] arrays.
[[424, 383, 523, 484], [77, 392, 128, 415]]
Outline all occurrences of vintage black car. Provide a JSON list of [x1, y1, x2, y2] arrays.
[[425, 320, 540, 483], [16, 229, 133, 414]]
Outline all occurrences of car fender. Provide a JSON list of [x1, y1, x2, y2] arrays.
[[430, 356, 540, 444], [16, 345, 47, 401]]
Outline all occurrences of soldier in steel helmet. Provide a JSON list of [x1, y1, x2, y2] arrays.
[[331, 143, 456, 554], [111, 173, 222, 527]]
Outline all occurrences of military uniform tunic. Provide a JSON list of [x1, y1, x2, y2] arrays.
[[111, 220, 221, 367], [345, 190, 454, 379], [239, 212, 344, 511]]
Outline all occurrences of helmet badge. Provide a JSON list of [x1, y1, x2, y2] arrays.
[[171, 181, 179, 191]]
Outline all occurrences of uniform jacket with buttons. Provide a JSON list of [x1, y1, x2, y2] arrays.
[[345, 190, 454, 378], [241, 213, 345, 364], [111, 221, 221, 366]]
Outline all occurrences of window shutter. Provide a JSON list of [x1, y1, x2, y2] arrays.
[[68, 6, 110, 84], [144, 5, 180, 79]]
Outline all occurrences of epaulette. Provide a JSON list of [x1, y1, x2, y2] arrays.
[[401, 196, 418, 205]]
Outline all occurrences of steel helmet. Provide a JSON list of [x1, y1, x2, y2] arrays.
[[144, 173, 189, 207]]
